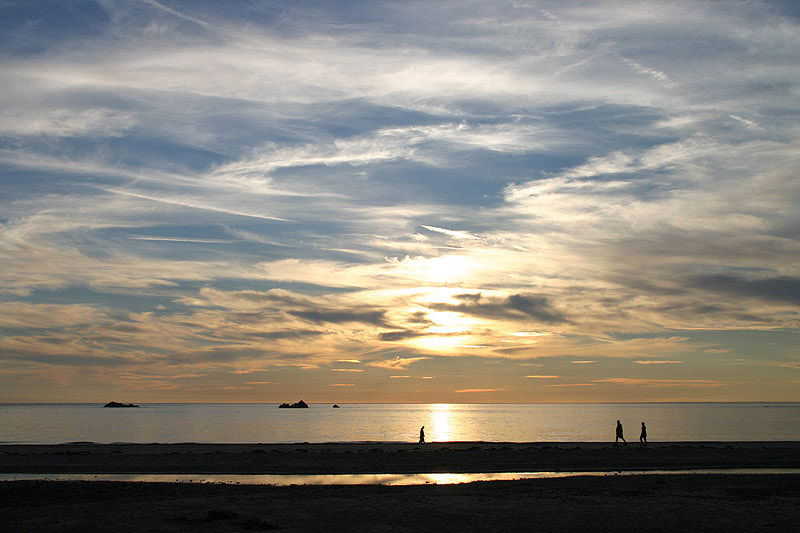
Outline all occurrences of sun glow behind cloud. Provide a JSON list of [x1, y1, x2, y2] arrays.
[[0, 0, 799, 403]]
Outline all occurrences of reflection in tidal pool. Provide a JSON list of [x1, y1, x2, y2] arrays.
[[2, 469, 798, 486]]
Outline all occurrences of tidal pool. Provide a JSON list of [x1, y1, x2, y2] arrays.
[[2, 469, 799, 486]]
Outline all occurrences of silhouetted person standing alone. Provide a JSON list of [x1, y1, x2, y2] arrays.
[[615, 420, 627, 445], [419, 425, 425, 444], [640, 422, 647, 446]]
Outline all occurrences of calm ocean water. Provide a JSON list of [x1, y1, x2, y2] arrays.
[[1, 403, 799, 444]]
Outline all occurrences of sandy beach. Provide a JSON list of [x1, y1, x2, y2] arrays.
[[3, 442, 800, 531], [3, 441, 800, 474]]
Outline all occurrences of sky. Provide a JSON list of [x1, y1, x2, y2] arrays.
[[1, 0, 799, 403]]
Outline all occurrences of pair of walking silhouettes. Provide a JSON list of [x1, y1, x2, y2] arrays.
[[616, 420, 647, 446]]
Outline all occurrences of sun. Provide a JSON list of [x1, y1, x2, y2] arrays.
[[411, 334, 473, 352], [391, 254, 478, 285], [405, 310, 483, 353], [426, 311, 468, 334]]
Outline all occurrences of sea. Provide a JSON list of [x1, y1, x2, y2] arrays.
[[1, 403, 799, 444]]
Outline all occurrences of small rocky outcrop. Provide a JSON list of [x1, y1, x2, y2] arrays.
[[278, 400, 309, 408], [104, 401, 139, 408], [332, 404, 340, 408]]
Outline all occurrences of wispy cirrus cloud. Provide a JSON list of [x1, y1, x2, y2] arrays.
[[452, 388, 506, 394], [593, 378, 725, 388], [1, 0, 798, 402], [369, 357, 430, 370]]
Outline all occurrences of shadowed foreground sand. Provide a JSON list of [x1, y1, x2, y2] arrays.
[[3, 475, 800, 532], [3, 442, 800, 531]]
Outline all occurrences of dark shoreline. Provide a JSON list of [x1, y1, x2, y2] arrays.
[[3, 441, 800, 474]]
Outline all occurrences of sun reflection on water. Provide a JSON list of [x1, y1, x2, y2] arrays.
[[430, 403, 454, 442], [5, 469, 800, 486]]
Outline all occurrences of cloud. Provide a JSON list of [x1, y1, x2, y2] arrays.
[[452, 388, 507, 393], [128, 235, 235, 244], [592, 378, 724, 387], [1, 1, 799, 401], [728, 114, 762, 130], [773, 362, 800, 370], [379, 330, 425, 341], [368, 357, 429, 370], [240, 330, 325, 340], [106, 188, 291, 222], [0, 108, 137, 137], [421, 225, 480, 241], [429, 293, 566, 323], [195, 288, 309, 309], [621, 57, 672, 84], [142, 0, 212, 30], [687, 275, 800, 305], [289, 309, 389, 326]]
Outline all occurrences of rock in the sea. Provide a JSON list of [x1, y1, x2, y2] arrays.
[[103, 401, 139, 408], [332, 404, 340, 408], [278, 400, 309, 408]]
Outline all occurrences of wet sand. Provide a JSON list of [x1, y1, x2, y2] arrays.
[[2, 441, 800, 474], [3, 442, 800, 531]]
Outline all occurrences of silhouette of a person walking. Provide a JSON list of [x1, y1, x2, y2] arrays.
[[615, 420, 627, 445], [639, 422, 647, 446], [419, 425, 425, 444]]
